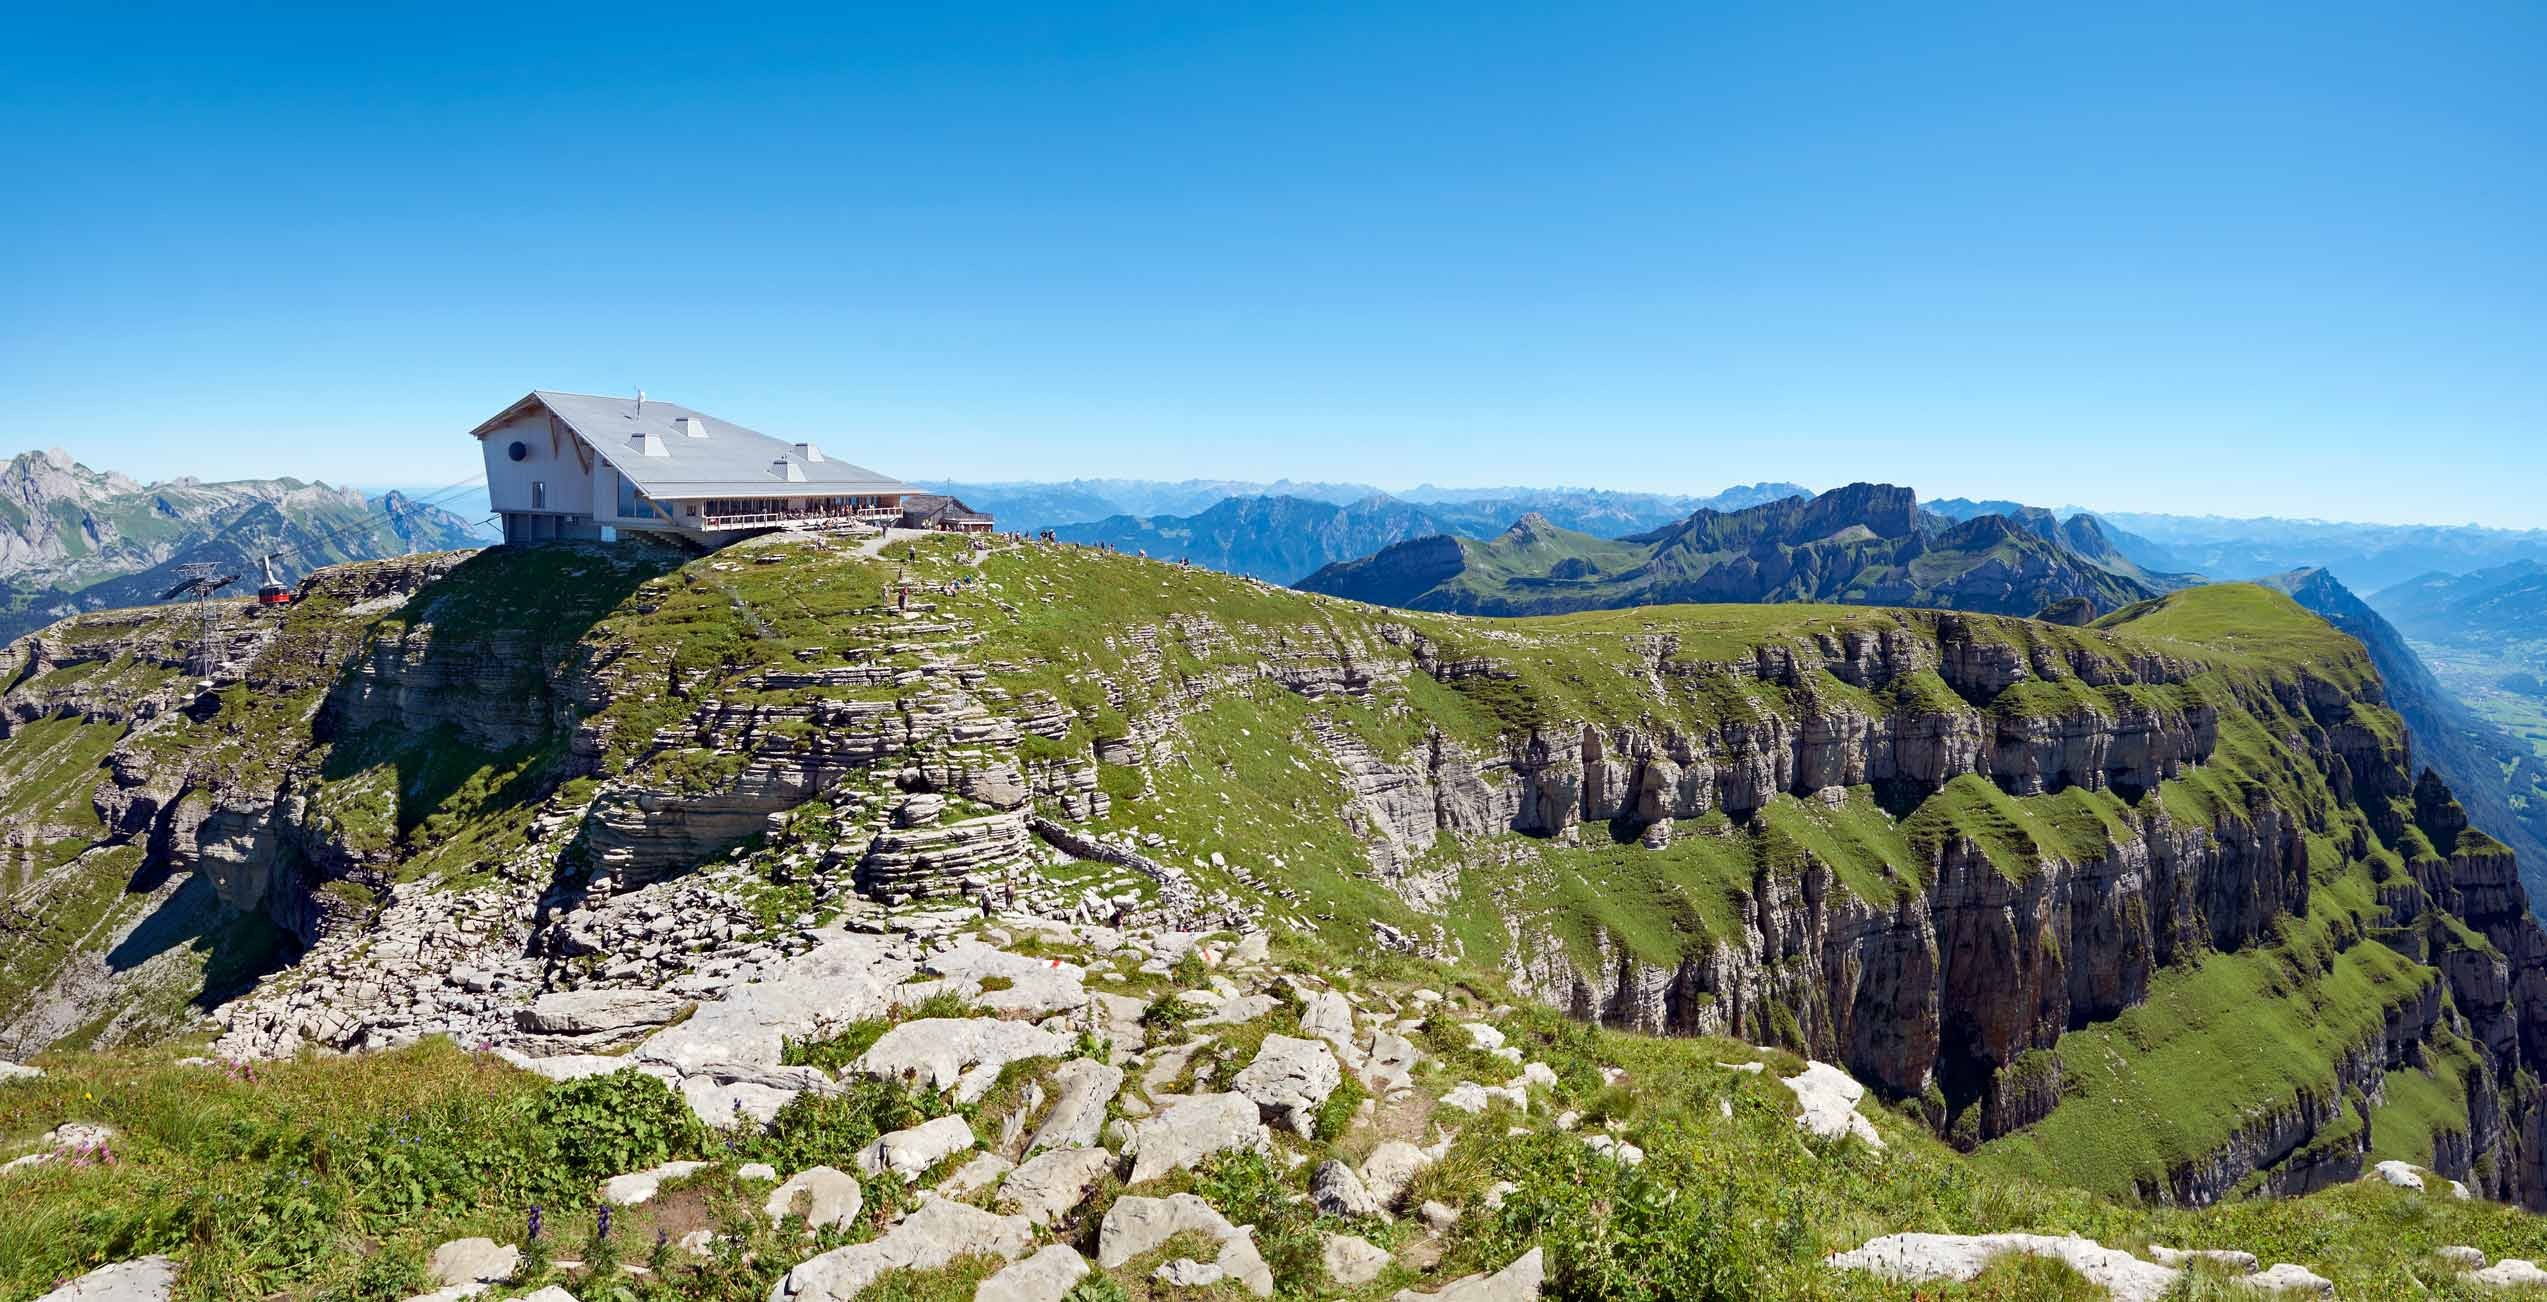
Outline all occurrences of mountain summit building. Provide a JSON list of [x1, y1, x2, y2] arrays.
[[472, 390, 987, 545]]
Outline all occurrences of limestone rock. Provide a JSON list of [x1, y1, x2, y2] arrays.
[[1299, 990, 1366, 1068], [1312, 1158, 1385, 1218], [1440, 1081, 1527, 1113], [1125, 1092, 1271, 1184], [1022, 1057, 1122, 1153], [1390, 1247, 1543, 1301], [2473, 1258, 2547, 1286], [2436, 1245, 2486, 1269], [600, 1160, 709, 1206], [1098, 1193, 1274, 1297], [861, 1114, 977, 1181], [515, 988, 689, 1042], [1000, 1146, 1114, 1226], [938, 1152, 1014, 1198], [768, 1198, 1034, 1301], [917, 940, 1090, 1019], [1363, 1031, 1420, 1093], [641, 933, 911, 1074], [1781, 1061, 1885, 1149], [1192, 993, 1279, 1026], [765, 1166, 863, 1229], [1827, 1234, 2176, 1302], [427, 1238, 520, 1288], [1359, 1140, 1436, 1209], [1231, 1033, 1342, 1135], [1324, 1233, 1393, 1287], [2371, 1159, 2424, 1191], [35, 1257, 179, 1301], [2149, 1246, 2258, 1272], [974, 1244, 1091, 1302], [2246, 1262, 2334, 1294], [852, 1018, 1074, 1104]]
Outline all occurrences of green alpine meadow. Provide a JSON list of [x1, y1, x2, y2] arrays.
[[8, 523, 2547, 1299]]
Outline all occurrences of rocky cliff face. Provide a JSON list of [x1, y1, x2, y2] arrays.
[[5, 534, 2545, 1217]]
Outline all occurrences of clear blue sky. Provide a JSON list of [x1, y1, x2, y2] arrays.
[[4, 2, 2541, 526]]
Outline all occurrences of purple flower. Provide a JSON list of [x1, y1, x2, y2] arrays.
[[528, 1204, 543, 1241]]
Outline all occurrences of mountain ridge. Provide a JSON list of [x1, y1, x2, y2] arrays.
[[0, 449, 484, 643], [1300, 482, 2163, 618]]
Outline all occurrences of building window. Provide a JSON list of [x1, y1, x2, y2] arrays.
[[532, 481, 547, 510]]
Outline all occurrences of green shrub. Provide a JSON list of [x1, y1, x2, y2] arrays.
[[533, 1069, 706, 1186], [1061, 1272, 1133, 1302]]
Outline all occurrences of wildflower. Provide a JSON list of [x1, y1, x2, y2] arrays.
[[597, 1205, 613, 1241], [528, 1204, 543, 1242]]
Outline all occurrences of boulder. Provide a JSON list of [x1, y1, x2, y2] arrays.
[[2149, 1246, 2258, 1272], [600, 1160, 709, 1206], [35, 1257, 179, 1301], [974, 1244, 1092, 1302], [1324, 1233, 1393, 1287], [938, 1152, 1015, 1198], [1000, 1146, 1115, 1226], [1826, 1234, 2175, 1302], [2473, 1258, 2547, 1286], [768, 1199, 1034, 1301], [2372, 1160, 2425, 1191], [764, 1166, 863, 1229], [1781, 1062, 1885, 1149], [2436, 1245, 2487, 1269], [1312, 1158, 1385, 1218], [1363, 1031, 1420, 1093], [2247, 1263, 2334, 1295], [1125, 1092, 1271, 1184], [1299, 990, 1366, 1068], [1022, 1057, 1123, 1153], [860, 1114, 977, 1181], [917, 941, 1090, 1019], [1440, 1081, 1526, 1113], [852, 1018, 1074, 1104], [641, 933, 911, 1073], [1390, 1247, 1543, 1301], [1192, 993, 1280, 1026], [0, 1062, 41, 1083], [427, 1238, 520, 1288], [1359, 1140, 1436, 1209], [1098, 1193, 1274, 1297], [515, 988, 689, 1041], [1231, 1034, 1342, 1136]]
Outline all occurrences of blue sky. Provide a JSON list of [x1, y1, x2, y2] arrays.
[[4, 2, 2541, 526]]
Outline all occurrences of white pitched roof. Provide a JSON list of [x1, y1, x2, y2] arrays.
[[472, 391, 910, 499]]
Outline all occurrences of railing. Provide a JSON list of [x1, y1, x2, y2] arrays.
[[694, 508, 902, 530]]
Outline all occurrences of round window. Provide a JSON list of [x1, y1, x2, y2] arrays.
[[507, 441, 529, 462]]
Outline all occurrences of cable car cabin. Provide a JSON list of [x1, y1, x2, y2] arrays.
[[256, 582, 292, 607]]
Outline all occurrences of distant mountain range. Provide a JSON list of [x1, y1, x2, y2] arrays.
[[918, 477, 1810, 542], [1296, 483, 2166, 618], [2079, 511, 2547, 595], [1046, 483, 1811, 583], [0, 449, 484, 643], [2374, 561, 2547, 646]]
